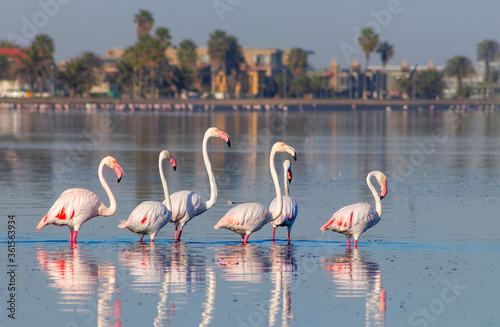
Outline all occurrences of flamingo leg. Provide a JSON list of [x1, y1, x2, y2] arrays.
[[243, 234, 250, 244], [73, 231, 79, 243], [174, 226, 178, 241], [287, 230, 291, 243], [70, 230, 74, 243], [151, 238, 155, 243], [272, 227, 276, 242], [177, 225, 184, 241], [139, 235, 143, 243], [347, 239, 351, 249], [354, 239, 358, 249], [241, 235, 245, 243]]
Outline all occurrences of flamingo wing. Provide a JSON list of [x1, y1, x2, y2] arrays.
[[321, 203, 376, 233], [214, 202, 270, 233], [269, 195, 298, 227], [119, 201, 170, 231], [37, 188, 101, 230], [168, 190, 205, 222]]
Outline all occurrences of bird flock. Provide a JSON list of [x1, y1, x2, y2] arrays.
[[35, 127, 388, 248]]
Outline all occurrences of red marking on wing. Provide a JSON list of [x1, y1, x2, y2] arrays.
[[349, 212, 354, 226], [70, 211, 75, 219], [141, 217, 147, 224], [55, 207, 67, 220], [43, 215, 48, 223]]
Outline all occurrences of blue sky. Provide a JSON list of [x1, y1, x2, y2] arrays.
[[0, 0, 499, 69]]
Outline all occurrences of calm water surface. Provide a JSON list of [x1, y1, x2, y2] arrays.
[[0, 107, 499, 326]]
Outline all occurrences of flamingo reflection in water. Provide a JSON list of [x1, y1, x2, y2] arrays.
[[215, 244, 271, 283], [119, 242, 207, 326], [322, 249, 386, 326], [269, 244, 297, 327], [37, 245, 121, 326]]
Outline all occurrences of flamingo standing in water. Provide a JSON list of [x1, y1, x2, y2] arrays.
[[214, 142, 297, 243], [321, 171, 387, 249], [36, 156, 124, 243], [118, 151, 177, 242], [269, 159, 298, 243], [166, 127, 231, 241]]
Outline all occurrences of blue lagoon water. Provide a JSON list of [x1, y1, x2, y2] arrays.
[[0, 107, 499, 326]]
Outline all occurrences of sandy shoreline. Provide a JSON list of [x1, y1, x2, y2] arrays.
[[0, 97, 498, 109]]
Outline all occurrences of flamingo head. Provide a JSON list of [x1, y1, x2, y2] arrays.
[[283, 159, 292, 183], [273, 142, 297, 161], [208, 127, 231, 147], [104, 156, 124, 183], [374, 171, 388, 199], [159, 150, 177, 171]]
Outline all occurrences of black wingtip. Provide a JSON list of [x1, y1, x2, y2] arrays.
[[293, 153, 297, 161], [117, 178, 122, 183], [173, 166, 177, 171], [227, 140, 231, 148]]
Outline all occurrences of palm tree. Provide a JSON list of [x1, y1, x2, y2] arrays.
[[17, 46, 43, 94], [29, 34, 55, 94], [134, 9, 154, 39], [58, 52, 101, 97], [286, 48, 308, 76], [177, 39, 198, 68], [57, 58, 86, 97], [445, 56, 475, 97], [376, 41, 394, 69], [376, 41, 394, 99], [358, 27, 379, 99], [416, 70, 445, 99], [208, 30, 229, 83], [477, 39, 499, 83], [106, 60, 134, 97], [207, 30, 244, 96], [290, 74, 311, 97]]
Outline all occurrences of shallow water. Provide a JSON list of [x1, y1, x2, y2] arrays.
[[1, 107, 499, 326]]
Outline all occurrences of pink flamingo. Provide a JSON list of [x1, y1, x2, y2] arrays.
[[36, 156, 124, 243], [214, 142, 297, 243], [118, 151, 177, 242], [321, 171, 387, 249], [269, 159, 298, 243], [166, 127, 230, 241]]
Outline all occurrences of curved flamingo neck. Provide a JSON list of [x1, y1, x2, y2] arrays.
[[283, 167, 290, 196], [367, 172, 382, 217], [98, 159, 117, 216], [204, 132, 217, 210], [270, 148, 282, 219], [160, 156, 172, 211]]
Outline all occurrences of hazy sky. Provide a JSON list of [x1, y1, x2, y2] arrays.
[[1, 0, 499, 69]]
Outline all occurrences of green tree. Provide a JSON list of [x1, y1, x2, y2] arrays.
[[106, 60, 134, 97], [358, 28, 379, 71], [376, 41, 394, 99], [376, 41, 394, 69], [58, 52, 101, 97], [290, 74, 311, 97], [176, 40, 198, 91], [286, 48, 308, 76], [207, 30, 244, 95], [477, 39, 499, 83], [134, 9, 154, 39], [416, 70, 445, 99], [177, 39, 197, 68], [445, 56, 475, 96], [17, 46, 43, 93], [0, 40, 20, 48], [358, 27, 379, 99]]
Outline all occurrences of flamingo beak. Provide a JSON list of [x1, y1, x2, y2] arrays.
[[380, 181, 387, 199], [169, 156, 177, 171], [114, 163, 124, 183], [217, 131, 231, 147], [287, 170, 293, 184], [286, 147, 297, 161]]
